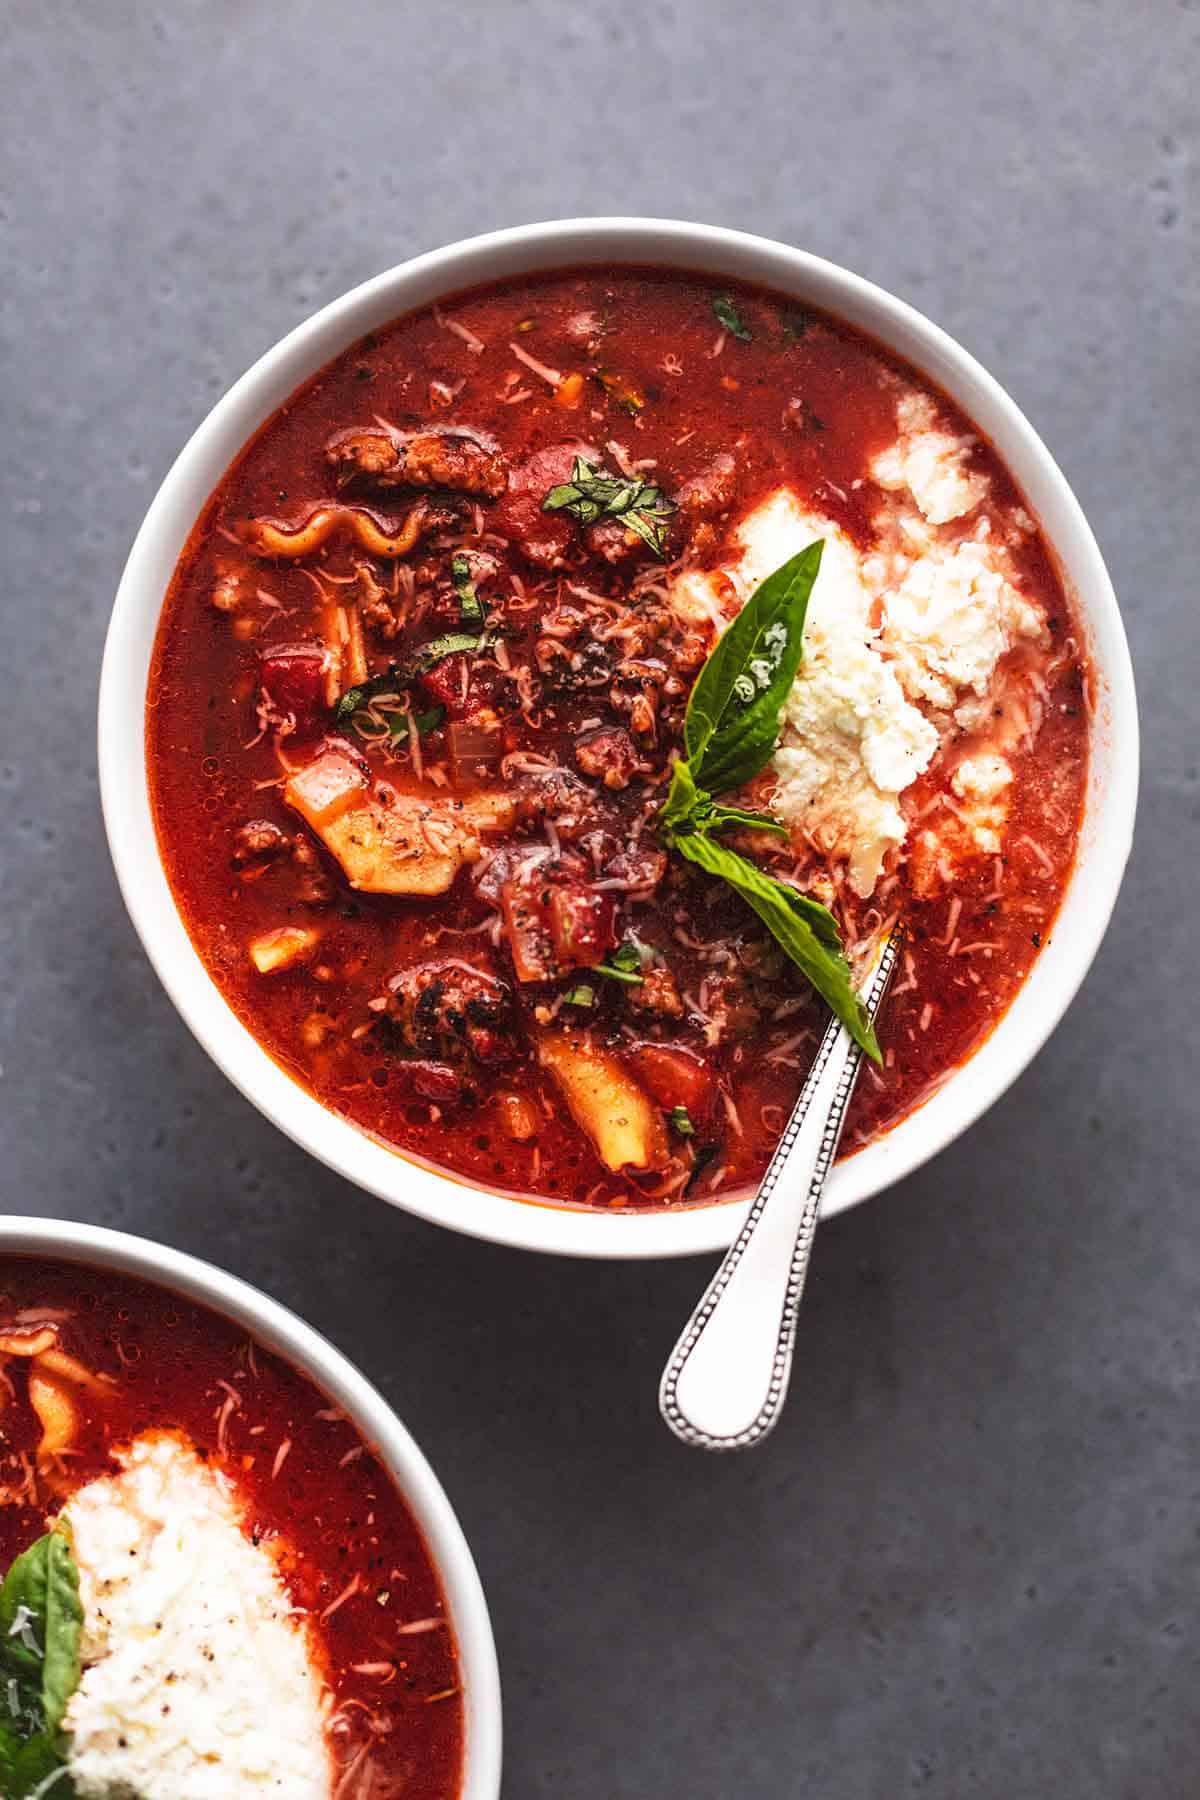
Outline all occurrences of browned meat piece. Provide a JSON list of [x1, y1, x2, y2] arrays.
[[328, 429, 401, 480], [601, 843, 668, 893], [231, 819, 334, 904], [513, 768, 603, 841], [675, 452, 737, 523], [291, 834, 336, 904], [629, 966, 684, 1019], [385, 961, 517, 1069], [326, 428, 508, 498], [585, 519, 646, 565], [231, 820, 290, 869], [353, 562, 401, 639], [401, 432, 508, 497], [608, 604, 709, 677], [607, 672, 662, 740], [575, 727, 644, 791]]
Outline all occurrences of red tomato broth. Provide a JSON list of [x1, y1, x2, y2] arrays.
[[0, 1258, 463, 1798], [146, 267, 1089, 1210]]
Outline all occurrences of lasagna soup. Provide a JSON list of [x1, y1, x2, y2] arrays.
[[147, 268, 1089, 1209], [0, 1259, 462, 1798]]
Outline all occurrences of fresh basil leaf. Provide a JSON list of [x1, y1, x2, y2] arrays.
[[683, 541, 823, 795], [668, 1105, 695, 1138], [541, 456, 675, 558], [671, 830, 879, 1059], [592, 942, 646, 986], [712, 295, 752, 342], [0, 1532, 83, 1796], [4, 1732, 77, 1797], [663, 767, 788, 840], [660, 755, 705, 833], [0, 1533, 83, 1741], [412, 631, 483, 669], [703, 802, 789, 838], [386, 704, 445, 746], [450, 554, 486, 627], [335, 664, 402, 721]]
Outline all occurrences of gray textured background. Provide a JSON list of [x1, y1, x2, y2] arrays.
[[2, 2, 1196, 1795]]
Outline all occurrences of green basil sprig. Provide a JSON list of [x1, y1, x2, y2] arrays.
[[658, 543, 880, 1061], [0, 1531, 83, 1798]]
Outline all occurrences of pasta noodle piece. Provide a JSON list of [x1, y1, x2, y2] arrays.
[[237, 502, 432, 560]]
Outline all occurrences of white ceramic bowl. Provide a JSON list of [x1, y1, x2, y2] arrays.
[[0, 1217, 502, 1798], [99, 218, 1138, 1259]]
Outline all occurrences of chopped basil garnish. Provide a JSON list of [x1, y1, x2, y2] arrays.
[[657, 546, 880, 1061], [413, 630, 485, 670], [591, 942, 646, 986], [387, 704, 445, 746], [0, 1532, 83, 1797], [668, 1105, 695, 1138], [335, 664, 402, 721], [712, 295, 752, 342], [541, 456, 675, 558], [451, 554, 486, 628]]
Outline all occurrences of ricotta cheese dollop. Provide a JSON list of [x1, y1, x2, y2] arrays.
[[671, 487, 939, 897], [667, 447, 1047, 900], [60, 1432, 331, 1800], [871, 392, 989, 526]]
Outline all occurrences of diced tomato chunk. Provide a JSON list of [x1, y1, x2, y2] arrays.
[[259, 642, 328, 728], [499, 880, 558, 983], [546, 884, 616, 969], [499, 877, 616, 983], [418, 653, 471, 715], [629, 1044, 715, 1122], [489, 444, 584, 568]]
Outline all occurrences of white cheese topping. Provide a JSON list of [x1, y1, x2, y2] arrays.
[[666, 371, 1056, 898], [60, 1432, 331, 1800], [872, 392, 989, 525], [672, 488, 939, 897], [881, 533, 1046, 712], [952, 753, 1013, 802]]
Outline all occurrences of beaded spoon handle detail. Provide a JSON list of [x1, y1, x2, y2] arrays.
[[659, 927, 902, 1451]]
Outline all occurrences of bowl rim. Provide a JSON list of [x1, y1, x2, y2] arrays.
[[0, 1216, 503, 1798], [99, 215, 1139, 1260]]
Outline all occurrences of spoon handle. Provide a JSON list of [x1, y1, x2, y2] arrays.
[[659, 931, 901, 1451]]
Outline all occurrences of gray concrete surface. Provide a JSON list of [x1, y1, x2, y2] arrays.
[[2, 2, 1196, 1794]]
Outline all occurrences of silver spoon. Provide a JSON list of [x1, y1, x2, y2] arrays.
[[659, 926, 902, 1451]]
